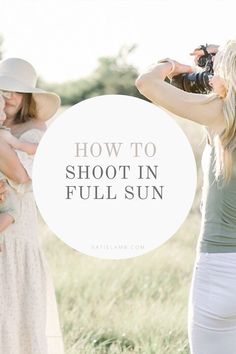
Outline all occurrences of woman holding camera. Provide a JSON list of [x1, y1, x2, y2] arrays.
[[136, 40, 236, 354]]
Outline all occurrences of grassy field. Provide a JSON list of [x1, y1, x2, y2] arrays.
[[42, 112, 206, 354]]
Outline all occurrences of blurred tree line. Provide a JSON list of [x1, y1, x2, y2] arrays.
[[0, 35, 143, 105], [38, 45, 144, 106]]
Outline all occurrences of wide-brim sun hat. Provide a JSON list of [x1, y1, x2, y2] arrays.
[[0, 57, 61, 121]]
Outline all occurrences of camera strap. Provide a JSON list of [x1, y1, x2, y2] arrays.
[[199, 44, 209, 55]]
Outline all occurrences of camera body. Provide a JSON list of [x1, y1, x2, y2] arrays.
[[170, 45, 215, 94]]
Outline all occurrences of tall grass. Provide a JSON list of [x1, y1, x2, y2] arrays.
[[42, 116, 205, 353]]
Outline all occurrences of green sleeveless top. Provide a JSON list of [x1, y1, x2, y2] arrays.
[[199, 141, 236, 253]]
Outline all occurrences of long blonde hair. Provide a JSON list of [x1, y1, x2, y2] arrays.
[[210, 40, 236, 185]]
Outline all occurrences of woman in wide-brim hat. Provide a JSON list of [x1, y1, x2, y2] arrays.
[[0, 58, 64, 354]]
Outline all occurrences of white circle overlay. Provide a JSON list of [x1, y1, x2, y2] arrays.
[[33, 95, 197, 259]]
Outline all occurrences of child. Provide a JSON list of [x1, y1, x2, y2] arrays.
[[0, 93, 38, 251]]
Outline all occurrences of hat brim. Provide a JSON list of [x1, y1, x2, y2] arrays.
[[0, 76, 61, 121], [33, 92, 61, 121]]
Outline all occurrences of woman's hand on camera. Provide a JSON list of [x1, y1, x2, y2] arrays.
[[158, 58, 193, 79], [171, 60, 193, 78], [190, 44, 219, 64]]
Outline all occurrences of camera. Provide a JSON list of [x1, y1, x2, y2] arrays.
[[169, 45, 215, 94]]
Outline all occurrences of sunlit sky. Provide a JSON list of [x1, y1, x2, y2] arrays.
[[1, 0, 235, 83]]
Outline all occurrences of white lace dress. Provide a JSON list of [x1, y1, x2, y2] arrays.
[[0, 129, 64, 354]]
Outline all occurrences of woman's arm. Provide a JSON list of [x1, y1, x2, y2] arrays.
[[135, 61, 225, 129], [0, 137, 30, 184], [0, 130, 38, 155], [16, 141, 38, 155], [8, 134, 38, 155]]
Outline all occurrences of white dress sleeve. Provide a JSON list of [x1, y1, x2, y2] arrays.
[[8, 129, 45, 193]]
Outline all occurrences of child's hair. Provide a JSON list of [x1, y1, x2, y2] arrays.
[[210, 40, 236, 185], [14, 93, 37, 124]]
